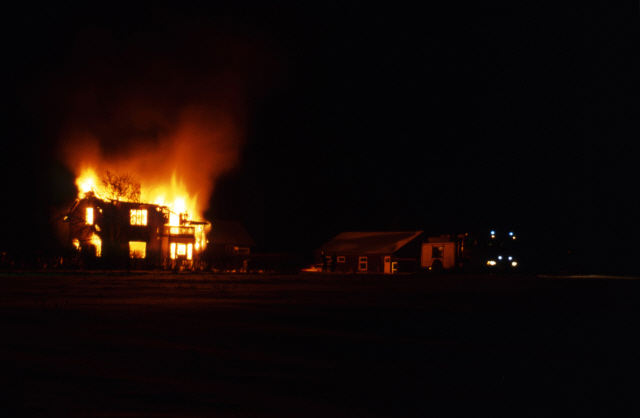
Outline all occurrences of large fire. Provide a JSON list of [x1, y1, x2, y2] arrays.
[[62, 108, 243, 260], [70, 163, 211, 259], [52, 23, 276, 266], [75, 167, 201, 228], [61, 104, 243, 231]]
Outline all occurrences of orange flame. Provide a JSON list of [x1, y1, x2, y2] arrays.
[[76, 167, 98, 196], [64, 105, 241, 227], [74, 167, 199, 227]]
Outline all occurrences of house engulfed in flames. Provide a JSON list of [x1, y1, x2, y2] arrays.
[[63, 191, 209, 267]]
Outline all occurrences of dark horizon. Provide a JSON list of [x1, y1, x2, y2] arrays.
[[2, 2, 638, 274]]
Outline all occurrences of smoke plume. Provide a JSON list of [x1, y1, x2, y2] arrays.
[[54, 20, 277, 219]]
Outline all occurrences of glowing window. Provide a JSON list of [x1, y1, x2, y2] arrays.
[[170, 243, 176, 259], [129, 241, 146, 258], [358, 256, 367, 271], [90, 234, 101, 257], [130, 209, 148, 226], [177, 243, 186, 256], [432, 246, 444, 258], [86, 207, 94, 225], [168, 226, 194, 235], [337, 256, 345, 263], [187, 243, 193, 260]]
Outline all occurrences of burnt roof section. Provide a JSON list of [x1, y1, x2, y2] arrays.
[[62, 198, 82, 222], [208, 220, 255, 247], [318, 231, 424, 255]]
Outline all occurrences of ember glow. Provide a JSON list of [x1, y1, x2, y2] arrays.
[[89, 233, 102, 257]]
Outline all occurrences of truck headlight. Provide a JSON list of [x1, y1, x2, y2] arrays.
[[511, 261, 517, 267], [487, 260, 497, 266]]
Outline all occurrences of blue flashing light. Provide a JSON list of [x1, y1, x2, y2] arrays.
[[490, 230, 495, 235], [509, 232, 514, 236]]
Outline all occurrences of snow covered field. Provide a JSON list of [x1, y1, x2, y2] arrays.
[[1, 272, 639, 416]]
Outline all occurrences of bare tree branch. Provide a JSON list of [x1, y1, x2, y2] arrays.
[[100, 170, 141, 203]]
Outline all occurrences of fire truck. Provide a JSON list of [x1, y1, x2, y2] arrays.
[[421, 230, 520, 271]]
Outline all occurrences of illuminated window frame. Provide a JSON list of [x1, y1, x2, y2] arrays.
[[337, 256, 345, 263], [129, 241, 146, 259], [86, 207, 94, 225], [130, 209, 148, 226]]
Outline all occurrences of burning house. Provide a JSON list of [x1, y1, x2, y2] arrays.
[[64, 188, 209, 268]]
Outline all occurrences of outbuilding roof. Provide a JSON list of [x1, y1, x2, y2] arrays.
[[317, 231, 424, 255], [208, 220, 255, 247]]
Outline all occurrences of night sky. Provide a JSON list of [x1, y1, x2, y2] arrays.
[[2, 2, 638, 273]]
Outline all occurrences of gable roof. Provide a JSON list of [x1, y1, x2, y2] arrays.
[[318, 231, 424, 255], [208, 220, 255, 247]]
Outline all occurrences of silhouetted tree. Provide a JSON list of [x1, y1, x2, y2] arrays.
[[101, 170, 141, 203]]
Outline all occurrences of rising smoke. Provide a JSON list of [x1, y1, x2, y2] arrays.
[[54, 19, 278, 219]]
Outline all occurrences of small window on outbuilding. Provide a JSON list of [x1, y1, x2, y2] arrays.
[[337, 256, 345, 263], [432, 246, 444, 258], [359, 256, 367, 271]]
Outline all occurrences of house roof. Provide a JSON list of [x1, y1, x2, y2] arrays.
[[317, 231, 424, 255], [208, 220, 255, 247]]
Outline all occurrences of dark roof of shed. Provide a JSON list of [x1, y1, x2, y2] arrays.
[[208, 220, 255, 247], [317, 231, 424, 255]]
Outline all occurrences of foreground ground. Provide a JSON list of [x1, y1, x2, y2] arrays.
[[1, 272, 639, 417]]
